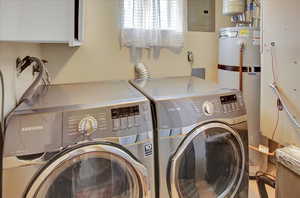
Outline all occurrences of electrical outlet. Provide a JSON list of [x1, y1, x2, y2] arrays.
[[192, 68, 205, 79]]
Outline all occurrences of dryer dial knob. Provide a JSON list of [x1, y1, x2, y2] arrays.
[[78, 116, 98, 136], [203, 101, 215, 116]]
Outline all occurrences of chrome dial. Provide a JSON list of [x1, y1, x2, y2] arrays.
[[78, 116, 98, 136], [202, 101, 215, 116]]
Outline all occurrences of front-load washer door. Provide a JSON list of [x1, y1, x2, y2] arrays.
[[168, 122, 245, 198], [24, 142, 149, 198]]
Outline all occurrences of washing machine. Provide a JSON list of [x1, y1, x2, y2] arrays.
[[3, 81, 155, 198], [131, 76, 249, 198]]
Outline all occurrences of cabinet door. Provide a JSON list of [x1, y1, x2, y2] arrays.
[[0, 0, 83, 45]]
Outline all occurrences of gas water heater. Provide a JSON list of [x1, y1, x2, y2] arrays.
[[218, 26, 268, 176], [223, 0, 245, 16]]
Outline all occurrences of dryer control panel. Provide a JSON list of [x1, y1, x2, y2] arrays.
[[156, 90, 246, 129]]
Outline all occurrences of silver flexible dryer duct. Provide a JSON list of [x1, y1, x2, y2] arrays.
[[134, 62, 151, 80]]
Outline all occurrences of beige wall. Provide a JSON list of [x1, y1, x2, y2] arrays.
[[261, 0, 300, 145], [0, 0, 231, 119], [0, 43, 42, 116], [42, 0, 231, 84]]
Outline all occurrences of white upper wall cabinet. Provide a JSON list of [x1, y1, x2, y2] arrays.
[[0, 0, 84, 46]]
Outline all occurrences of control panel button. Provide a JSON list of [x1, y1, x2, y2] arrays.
[[113, 119, 120, 130], [226, 104, 232, 112], [231, 103, 236, 111], [121, 117, 128, 129], [223, 105, 227, 113], [128, 116, 134, 128], [134, 115, 141, 126]]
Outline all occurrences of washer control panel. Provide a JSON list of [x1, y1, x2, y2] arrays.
[[63, 102, 153, 146]]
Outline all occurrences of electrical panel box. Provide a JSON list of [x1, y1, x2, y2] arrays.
[[187, 0, 215, 32]]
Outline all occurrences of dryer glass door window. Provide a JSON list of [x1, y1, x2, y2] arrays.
[[25, 144, 147, 198], [169, 123, 245, 198]]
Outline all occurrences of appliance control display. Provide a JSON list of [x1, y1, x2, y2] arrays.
[[220, 95, 237, 104], [111, 106, 139, 119]]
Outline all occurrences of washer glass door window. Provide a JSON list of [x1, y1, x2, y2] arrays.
[[25, 143, 147, 198], [169, 122, 245, 198]]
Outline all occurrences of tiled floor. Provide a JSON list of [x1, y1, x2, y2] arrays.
[[249, 180, 275, 198]]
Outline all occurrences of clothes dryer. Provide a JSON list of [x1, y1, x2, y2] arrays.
[[131, 76, 248, 198]]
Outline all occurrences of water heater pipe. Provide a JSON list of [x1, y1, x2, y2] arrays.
[[239, 43, 245, 91]]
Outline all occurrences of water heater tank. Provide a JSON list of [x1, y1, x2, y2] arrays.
[[223, 0, 245, 16], [218, 27, 267, 176]]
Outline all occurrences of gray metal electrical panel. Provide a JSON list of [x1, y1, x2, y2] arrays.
[[187, 0, 215, 32]]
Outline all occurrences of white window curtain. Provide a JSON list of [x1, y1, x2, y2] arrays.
[[120, 0, 185, 63]]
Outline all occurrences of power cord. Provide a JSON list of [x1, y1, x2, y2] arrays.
[[270, 42, 281, 140], [271, 105, 280, 140]]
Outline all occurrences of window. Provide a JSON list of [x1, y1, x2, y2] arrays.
[[120, 0, 185, 62], [123, 0, 180, 31]]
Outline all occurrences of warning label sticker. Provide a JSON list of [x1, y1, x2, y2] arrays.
[[239, 29, 250, 37]]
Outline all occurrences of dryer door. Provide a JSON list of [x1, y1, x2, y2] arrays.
[[168, 122, 246, 198], [24, 142, 149, 198]]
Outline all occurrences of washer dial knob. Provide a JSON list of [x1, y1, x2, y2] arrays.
[[203, 101, 215, 116], [78, 116, 98, 136]]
